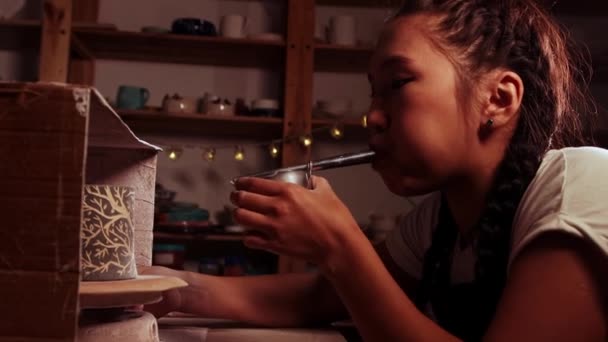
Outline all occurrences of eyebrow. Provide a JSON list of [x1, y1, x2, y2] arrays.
[[368, 55, 415, 81]]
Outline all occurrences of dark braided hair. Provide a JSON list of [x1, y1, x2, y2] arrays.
[[389, 0, 595, 340]]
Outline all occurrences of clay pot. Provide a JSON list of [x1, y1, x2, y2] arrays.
[[81, 185, 137, 281]]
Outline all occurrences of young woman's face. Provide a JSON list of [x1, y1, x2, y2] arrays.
[[367, 14, 479, 196]]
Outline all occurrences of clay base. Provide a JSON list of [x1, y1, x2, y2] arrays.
[[78, 310, 159, 342]]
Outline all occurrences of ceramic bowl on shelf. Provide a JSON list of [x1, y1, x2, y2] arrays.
[[206, 100, 235, 116], [316, 98, 352, 118], [250, 98, 281, 117], [162, 94, 199, 115]]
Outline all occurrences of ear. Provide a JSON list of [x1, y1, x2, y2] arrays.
[[480, 70, 524, 135]]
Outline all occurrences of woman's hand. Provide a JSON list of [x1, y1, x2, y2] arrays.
[[137, 265, 187, 318], [231, 176, 364, 269]]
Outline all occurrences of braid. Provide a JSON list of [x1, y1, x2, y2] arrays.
[[473, 130, 543, 334]]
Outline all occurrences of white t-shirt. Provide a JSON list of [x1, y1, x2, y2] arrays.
[[385, 146, 608, 284]]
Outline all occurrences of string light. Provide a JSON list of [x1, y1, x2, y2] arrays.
[[299, 134, 313, 148], [234, 146, 245, 161], [167, 147, 183, 161], [203, 147, 216, 161], [150, 123, 361, 163], [269, 142, 280, 158], [361, 114, 368, 128], [330, 123, 344, 140]]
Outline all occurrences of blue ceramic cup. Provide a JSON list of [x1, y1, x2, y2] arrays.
[[116, 85, 150, 110]]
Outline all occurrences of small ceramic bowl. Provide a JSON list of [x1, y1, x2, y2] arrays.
[[163, 97, 198, 115], [251, 98, 281, 117]]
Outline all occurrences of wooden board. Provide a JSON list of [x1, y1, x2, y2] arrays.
[[73, 29, 285, 68]]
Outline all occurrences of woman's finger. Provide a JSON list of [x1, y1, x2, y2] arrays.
[[230, 190, 276, 215], [234, 177, 285, 196], [233, 207, 277, 237], [243, 234, 278, 254], [310, 175, 330, 191]]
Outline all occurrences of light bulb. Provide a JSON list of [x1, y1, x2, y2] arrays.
[[299, 134, 313, 147], [203, 148, 216, 162], [361, 114, 368, 128], [234, 146, 245, 161], [167, 147, 183, 161], [269, 143, 280, 158], [330, 124, 344, 140]]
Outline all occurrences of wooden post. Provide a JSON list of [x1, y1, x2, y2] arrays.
[[39, 0, 73, 82], [279, 0, 316, 273], [69, 0, 98, 85]]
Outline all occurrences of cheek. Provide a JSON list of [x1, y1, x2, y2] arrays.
[[386, 89, 467, 177]]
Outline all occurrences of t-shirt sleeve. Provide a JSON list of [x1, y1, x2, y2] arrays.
[[509, 147, 608, 271], [383, 193, 440, 279]]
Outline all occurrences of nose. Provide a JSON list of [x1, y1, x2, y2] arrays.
[[366, 98, 388, 134]]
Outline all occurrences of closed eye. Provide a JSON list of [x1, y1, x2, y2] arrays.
[[390, 77, 415, 90]]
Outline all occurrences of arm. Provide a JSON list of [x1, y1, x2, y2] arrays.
[[142, 267, 348, 326], [325, 229, 607, 342], [142, 241, 417, 327]]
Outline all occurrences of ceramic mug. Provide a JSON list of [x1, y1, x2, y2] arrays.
[[116, 85, 149, 110], [327, 16, 356, 46], [220, 14, 247, 38]]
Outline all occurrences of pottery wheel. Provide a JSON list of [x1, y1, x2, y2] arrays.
[[79, 275, 188, 309]]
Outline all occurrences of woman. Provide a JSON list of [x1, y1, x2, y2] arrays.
[[143, 0, 608, 340]]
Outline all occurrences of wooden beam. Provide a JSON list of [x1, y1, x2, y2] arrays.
[[39, 0, 73, 82], [278, 0, 316, 274], [69, 0, 98, 85]]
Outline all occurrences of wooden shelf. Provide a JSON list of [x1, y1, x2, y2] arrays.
[[73, 29, 286, 68], [154, 231, 244, 243], [314, 43, 373, 72], [118, 109, 284, 138], [118, 109, 368, 140]]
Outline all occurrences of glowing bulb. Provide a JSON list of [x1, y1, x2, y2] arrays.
[[330, 124, 344, 140], [361, 114, 368, 128], [167, 147, 183, 161], [234, 146, 245, 161], [203, 148, 216, 161], [299, 134, 313, 147], [269, 143, 280, 158], [179, 103, 185, 110]]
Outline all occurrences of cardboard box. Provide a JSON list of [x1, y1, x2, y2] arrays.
[[0, 82, 160, 341]]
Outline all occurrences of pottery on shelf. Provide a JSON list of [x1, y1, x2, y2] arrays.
[[81, 185, 137, 281]]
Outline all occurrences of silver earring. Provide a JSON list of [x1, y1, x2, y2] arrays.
[[485, 118, 494, 128]]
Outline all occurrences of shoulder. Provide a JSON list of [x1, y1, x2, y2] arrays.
[[509, 146, 608, 270]]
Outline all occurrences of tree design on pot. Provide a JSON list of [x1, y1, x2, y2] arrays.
[[81, 185, 137, 281]]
